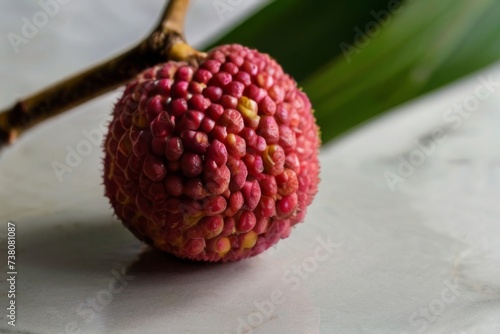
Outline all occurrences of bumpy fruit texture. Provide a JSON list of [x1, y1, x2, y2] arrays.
[[103, 44, 320, 262]]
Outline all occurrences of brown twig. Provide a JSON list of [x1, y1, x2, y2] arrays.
[[0, 0, 204, 148]]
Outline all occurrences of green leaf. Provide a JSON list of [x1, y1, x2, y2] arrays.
[[208, 0, 500, 144], [304, 0, 500, 143]]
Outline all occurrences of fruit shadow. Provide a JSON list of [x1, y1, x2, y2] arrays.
[[102, 248, 258, 332], [18, 215, 255, 331], [18, 217, 142, 276], [19, 215, 249, 276]]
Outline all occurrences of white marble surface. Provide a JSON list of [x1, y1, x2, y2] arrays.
[[1, 1, 500, 333]]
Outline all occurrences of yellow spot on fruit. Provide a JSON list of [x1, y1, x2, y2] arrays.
[[132, 113, 148, 129], [183, 211, 204, 228], [263, 145, 278, 167], [242, 231, 258, 249], [237, 96, 258, 120], [216, 237, 231, 255], [226, 133, 236, 145]]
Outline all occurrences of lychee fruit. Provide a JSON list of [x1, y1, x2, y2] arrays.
[[103, 44, 320, 262]]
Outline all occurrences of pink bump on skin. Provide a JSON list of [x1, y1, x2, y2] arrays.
[[143, 155, 167, 182]]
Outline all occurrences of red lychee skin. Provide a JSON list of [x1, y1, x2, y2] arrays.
[[103, 44, 320, 262]]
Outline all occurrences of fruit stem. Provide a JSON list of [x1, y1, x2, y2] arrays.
[[0, 0, 201, 149], [160, 0, 190, 37]]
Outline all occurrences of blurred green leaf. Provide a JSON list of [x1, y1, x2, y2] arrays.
[[304, 0, 500, 143], [209, 0, 500, 144]]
